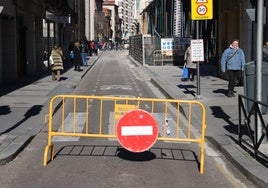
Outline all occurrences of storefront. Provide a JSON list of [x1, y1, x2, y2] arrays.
[[0, 0, 78, 84]]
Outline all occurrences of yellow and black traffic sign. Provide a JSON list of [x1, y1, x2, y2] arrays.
[[191, 0, 213, 20]]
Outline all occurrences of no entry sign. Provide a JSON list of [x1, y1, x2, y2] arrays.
[[116, 109, 158, 153]]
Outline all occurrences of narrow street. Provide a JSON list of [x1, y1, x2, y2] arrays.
[[0, 51, 256, 188]]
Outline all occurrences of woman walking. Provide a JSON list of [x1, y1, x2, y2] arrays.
[[184, 45, 196, 81], [50, 44, 64, 81]]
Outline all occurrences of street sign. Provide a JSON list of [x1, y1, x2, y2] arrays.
[[116, 109, 158, 153], [191, 39, 204, 62], [191, 0, 213, 20], [114, 104, 137, 121], [161, 38, 173, 55]]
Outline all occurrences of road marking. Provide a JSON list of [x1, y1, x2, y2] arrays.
[[100, 85, 132, 90], [215, 157, 248, 188], [52, 113, 86, 142]]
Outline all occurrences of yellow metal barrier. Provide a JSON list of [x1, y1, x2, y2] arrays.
[[153, 50, 173, 66], [43, 95, 206, 174]]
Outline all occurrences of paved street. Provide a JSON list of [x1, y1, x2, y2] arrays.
[[0, 50, 267, 187]]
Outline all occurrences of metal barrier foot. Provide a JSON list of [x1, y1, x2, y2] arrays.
[[43, 144, 55, 166]]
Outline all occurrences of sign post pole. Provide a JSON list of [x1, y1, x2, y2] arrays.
[[191, 0, 213, 98], [256, 0, 264, 140], [190, 38, 204, 98], [196, 21, 201, 97]]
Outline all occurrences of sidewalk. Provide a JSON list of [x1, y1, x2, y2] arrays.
[[0, 54, 101, 164], [0, 52, 267, 187], [141, 62, 268, 188]]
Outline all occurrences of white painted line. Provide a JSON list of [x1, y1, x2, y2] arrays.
[[53, 113, 86, 142], [121, 126, 153, 136]]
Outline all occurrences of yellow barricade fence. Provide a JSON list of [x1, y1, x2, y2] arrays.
[[43, 95, 206, 174], [153, 50, 173, 66]]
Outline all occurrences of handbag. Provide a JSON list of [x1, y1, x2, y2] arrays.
[[226, 49, 238, 63], [70, 51, 74, 59], [182, 63, 188, 78], [49, 55, 54, 66]]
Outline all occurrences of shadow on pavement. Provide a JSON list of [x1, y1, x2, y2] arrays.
[[177, 84, 196, 97], [0, 105, 11, 116], [0, 105, 43, 135], [0, 61, 74, 97], [53, 145, 199, 164], [213, 89, 228, 97], [117, 148, 156, 161]]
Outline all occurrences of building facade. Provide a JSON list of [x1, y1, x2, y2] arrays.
[[103, 0, 121, 42], [0, 0, 85, 84], [1, 0, 267, 85], [0, 0, 113, 85], [139, 0, 268, 67], [117, 0, 136, 39]]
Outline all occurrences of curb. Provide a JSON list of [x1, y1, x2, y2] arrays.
[[127, 55, 268, 187], [151, 77, 187, 100], [0, 53, 103, 165], [81, 53, 103, 79], [207, 136, 268, 188], [151, 72, 268, 187], [0, 135, 33, 165]]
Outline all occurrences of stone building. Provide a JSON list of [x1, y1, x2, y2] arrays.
[[0, 0, 125, 85], [0, 0, 84, 84]]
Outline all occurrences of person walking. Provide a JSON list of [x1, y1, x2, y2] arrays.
[[184, 45, 196, 81], [68, 42, 75, 66], [89, 40, 94, 56], [50, 44, 64, 81], [94, 41, 99, 55], [221, 39, 246, 97], [80, 39, 89, 66], [73, 41, 83, 71]]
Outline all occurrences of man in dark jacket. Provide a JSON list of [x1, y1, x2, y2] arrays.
[[73, 41, 83, 71]]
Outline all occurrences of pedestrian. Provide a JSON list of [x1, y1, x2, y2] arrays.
[[50, 44, 64, 81], [184, 45, 196, 81], [68, 42, 75, 66], [42, 48, 49, 69], [80, 39, 89, 65], [89, 40, 94, 56], [73, 41, 83, 71], [220, 39, 246, 97], [263, 41, 268, 62], [94, 41, 99, 55]]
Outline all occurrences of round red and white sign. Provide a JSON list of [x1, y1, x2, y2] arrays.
[[116, 109, 158, 153]]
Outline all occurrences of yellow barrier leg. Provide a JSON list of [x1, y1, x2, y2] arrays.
[[199, 141, 205, 174], [50, 145, 55, 161], [200, 152, 204, 174], [43, 144, 54, 166]]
